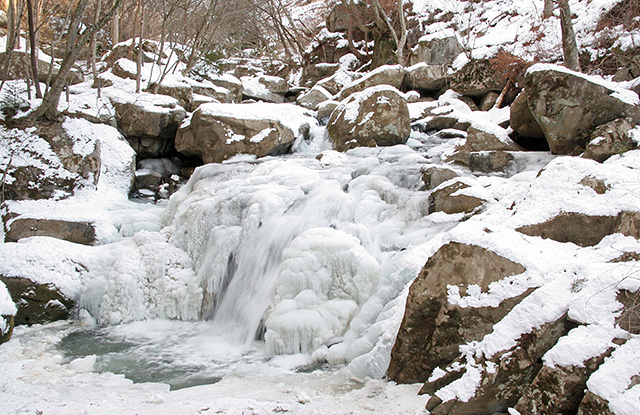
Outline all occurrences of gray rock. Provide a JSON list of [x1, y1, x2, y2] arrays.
[[583, 118, 637, 162], [421, 166, 458, 190], [296, 85, 333, 109], [403, 63, 448, 92], [388, 242, 526, 384], [450, 58, 505, 97], [410, 34, 463, 66], [327, 86, 410, 152], [524, 65, 640, 155], [510, 91, 546, 141], [338, 65, 406, 101]]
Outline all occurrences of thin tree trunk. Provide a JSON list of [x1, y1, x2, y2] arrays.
[[111, 8, 119, 45], [136, 0, 144, 93], [558, 0, 581, 71], [6, 0, 16, 53], [26, 0, 42, 98], [543, 0, 554, 19], [33, 0, 124, 121], [91, 0, 101, 97]]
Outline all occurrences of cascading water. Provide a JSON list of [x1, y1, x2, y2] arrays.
[[58, 128, 465, 388]]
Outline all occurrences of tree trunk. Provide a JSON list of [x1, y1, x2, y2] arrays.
[[136, 0, 143, 93], [91, 0, 101, 97], [33, 0, 124, 121], [6, 0, 16, 53], [543, 0, 554, 19], [558, 0, 581, 71], [26, 0, 42, 98], [111, 8, 120, 45]]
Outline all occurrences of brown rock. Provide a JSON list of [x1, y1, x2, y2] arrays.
[[524, 66, 640, 155], [576, 391, 615, 415], [579, 176, 609, 194], [450, 59, 505, 97], [421, 166, 458, 190], [327, 86, 410, 152], [338, 65, 406, 101], [479, 91, 500, 111], [0, 315, 14, 344], [410, 35, 463, 66], [510, 91, 546, 143], [388, 242, 525, 384], [0, 276, 75, 326], [403, 63, 448, 92], [583, 118, 637, 162], [5, 218, 96, 245], [468, 151, 515, 173], [428, 181, 486, 215]]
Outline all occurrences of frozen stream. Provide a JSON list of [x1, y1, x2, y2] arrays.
[[1, 124, 554, 414]]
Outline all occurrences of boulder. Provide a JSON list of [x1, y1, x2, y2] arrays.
[[103, 39, 158, 66], [428, 316, 575, 415], [410, 33, 463, 66], [317, 71, 361, 96], [463, 126, 523, 152], [421, 166, 458, 190], [258, 75, 289, 95], [190, 81, 235, 104], [296, 85, 333, 109], [0, 276, 75, 326], [516, 211, 640, 247], [206, 74, 243, 103], [0, 281, 16, 344], [523, 64, 640, 155], [428, 180, 486, 215], [175, 102, 312, 164], [338, 64, 406, 101], [450, 58, 505, 97], [513, 352, 612, 415], [327, 86, 410, 152], [388, 242, 526, 384], [111, 58, 137, 80], [479, 91, 500, 111], [0, 315, 13, 344], [301, 63, 340, 88], [110, 93, 187, 158], [403, 62, 448, 92], [316, 100, 339, 124], [148, 80, 193, 112], [468, 150, 515, 173], [583, 118, 638, 162], [241, 76, 285, 103], [510, 91, 546, 142], [577, 392, 615, 415], [4, 218, 96, 245], [0, 51, 84, 85]]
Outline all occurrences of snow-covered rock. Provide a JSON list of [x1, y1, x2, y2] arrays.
[[524, 64, 640, 155], [296, 85, 333, 109], [410, 32, 463, 66], [403, 62, 448, 92], [175, 102, 316, 164], [338, 64, 406, 101], [327, 86, 410, 152]]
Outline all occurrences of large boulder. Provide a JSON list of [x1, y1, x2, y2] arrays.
[[0, 125, 92, 201], [327, 86, 410, 152], [175, 102, 314, 164], [338, 64, 406, 101], [523, 64, 640, 155], [510, 91, 545, 141], [428, 180, 486, 215], [410, 32, 463, 66], [0, 51, 84, 85], [4, 218, 96, 245], [110, 93, 187, 158], [449, 58, 505, 97], [111, 58, 137, 80], [103, 39, 158, 66], [241, 75, 288, 103], [516, 211, 640, 247], [0, 281, 16, 344], [403, 62, 448, 92], [583, 118, 638, 162], [388, 242, 526, 384], [148, 80, 194, 112], [205, 74, 243, 103], [296, 85, 333, 109], [421, 166, 458, 190], [0, 276, 75, 326]]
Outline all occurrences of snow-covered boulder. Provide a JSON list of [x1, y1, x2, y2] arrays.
[[410, 32, 463, 66], [265, 228, 379, 355], [523, 64, 640, 155], [403, 62, 448, 92], [241, 75, 287, 103], [428, 180, 486, 215], [327, 86, 410, 152], [110, 92, 187, 158], [301, 63, 340, 88], [583, 119, 639, 163], [103, 39, 158, 66], [111, 58, 138, 80], [338, 64, 406, 101], [175, 102, 315, 164], [5, 218, 96, 245], [296, 85, 333, 109], [421, 166, 458, 190], [206, 74, 243, 103], [0, 51, 84, 85], [0, 126, 89, 200], [0, 281, 16, 344], [148, 79, 194, 112], [0, 275, 75, 326], [449, 58, 505, 97], [388, 242, 526, 384]]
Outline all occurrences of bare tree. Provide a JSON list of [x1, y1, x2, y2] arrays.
[[32, 0, 125, 121], [26, 0, 42, 98], [557, 0, 580, 71], [372, 0, 407, 65]]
